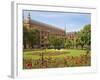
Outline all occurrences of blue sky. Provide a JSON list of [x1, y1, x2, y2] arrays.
[[23, 10, 91, 32]]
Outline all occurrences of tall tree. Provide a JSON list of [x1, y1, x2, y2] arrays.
[[77, 24, 91, 49], [49, 36, 65, 50], [28, 28, 40, 48], [23, 26, 40, 49], [23, 26, 29, 49], [65, 39, 72, 48]]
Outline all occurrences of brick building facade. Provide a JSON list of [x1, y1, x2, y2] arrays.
[[23, 14, 66, 49]]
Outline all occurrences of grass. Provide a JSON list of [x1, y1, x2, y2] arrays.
[[23, 49, 90, 69], [23, 49, 86, 60]]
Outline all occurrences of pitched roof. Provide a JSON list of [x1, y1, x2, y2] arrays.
[[24, 19, 65, 32]]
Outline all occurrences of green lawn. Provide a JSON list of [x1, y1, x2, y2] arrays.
[[23, 49, 90, 69], [23, 49, 86, 59]]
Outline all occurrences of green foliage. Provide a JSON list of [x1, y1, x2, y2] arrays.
[[77, 24, 91, 49], [28, 28, 40, 48], [23, 27, 40, 49], [48, 36, 65, 50], [64, 24, 91, 50], [65, 39, 72, 48], [23, 26, 29, 49]]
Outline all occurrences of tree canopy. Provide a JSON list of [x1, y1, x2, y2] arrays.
[[48, 36, 65, 50], [23, 26, 40, 49]]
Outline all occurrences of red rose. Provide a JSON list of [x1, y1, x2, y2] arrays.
[[26, 63, 32, 69]]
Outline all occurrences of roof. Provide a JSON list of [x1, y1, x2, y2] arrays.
[[24, 19, 65, 32]]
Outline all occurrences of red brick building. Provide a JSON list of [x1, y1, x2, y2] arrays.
[[23, 14, 66, 48], [66, 32, 77, 40]]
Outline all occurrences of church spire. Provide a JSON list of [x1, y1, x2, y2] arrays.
[[27, 13, 31, 28], [28, 13, 31, 21]]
